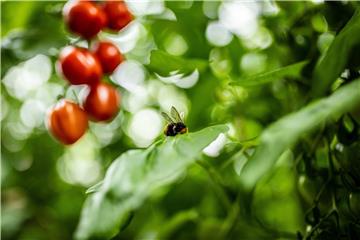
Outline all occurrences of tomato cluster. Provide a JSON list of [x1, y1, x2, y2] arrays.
[[48, 0, 132, 145]]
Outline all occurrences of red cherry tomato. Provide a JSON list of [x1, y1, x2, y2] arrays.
[[48, 100, 88, 145], [102, 1, 133, 31], [64, 1, 107, 39], [59, 46, 102, 86], [92, 41, 124, 74], [84, 82, 120, 122]]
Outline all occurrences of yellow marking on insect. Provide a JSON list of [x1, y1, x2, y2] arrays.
[[180, 128, 188, 134]]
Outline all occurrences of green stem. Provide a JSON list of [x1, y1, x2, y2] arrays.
[[220, 146, 246, 170], [326, 136, 338, 210], [72, 90, 81, 105], [219, 194, 241, 238], [196, 159, 232, 211], [305, 209, 338, 239]]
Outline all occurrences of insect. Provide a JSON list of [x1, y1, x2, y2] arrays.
[[161, 106, 188, 136]]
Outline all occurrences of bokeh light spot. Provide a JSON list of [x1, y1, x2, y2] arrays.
[[219, 1, 260, 39], [240, 52, 267, 75], [128, 108, 163, 147], [164, 33, 188, 56], [3, 54, 52, 100], [206, 21, 233, 47], [112, 60, 146, 92]]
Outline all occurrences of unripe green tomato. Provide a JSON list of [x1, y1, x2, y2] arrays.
[[340, 143, 360, 184], [349, 192, 360, 215], [297, 175, 332, 212], [350, 107, 360, 125], [298, 175, 318, 205], [337, 120, 358, 146]]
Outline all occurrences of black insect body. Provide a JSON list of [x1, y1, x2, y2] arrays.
[[161, 107, 188, 137]]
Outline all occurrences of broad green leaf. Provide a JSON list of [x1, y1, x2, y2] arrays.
[[147, 50, 208, 76], [239, 79, 360, 193], [311, 9, 360, 97], [230, 61, 308, 87], [75, 125, 228, 240], [1, 2, 36, 36]]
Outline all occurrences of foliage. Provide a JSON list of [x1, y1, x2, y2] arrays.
[[239, 79, 360, 193], [311, 9, 360, 96], [230, 61, 308, 87], [2, 1, 360, 240], [147, 50, 208, 76], [76, 125, 228, 239]]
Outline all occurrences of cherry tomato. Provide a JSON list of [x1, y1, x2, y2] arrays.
[[84, 82, 120, 122], [102, 1, 133, 31], [92, 41, 124, 74], [64, 1, 107, 39], [48, 100, 88, 145], [59, 46, 102, 86]]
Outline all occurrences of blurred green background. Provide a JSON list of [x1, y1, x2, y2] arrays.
[[2, 1, 360, 240]]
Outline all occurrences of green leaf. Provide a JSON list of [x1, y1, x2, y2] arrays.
[[230, 61, 308, 87], [311, 9, 360, 97], [147, 50, 208, 76], [75, 125, 228, 240], [1, 2, 37, 36], [157, 209, 199, 239], [239, 79, 360, 193]]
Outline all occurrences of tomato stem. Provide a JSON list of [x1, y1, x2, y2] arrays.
[[72, 90, 81, 104]]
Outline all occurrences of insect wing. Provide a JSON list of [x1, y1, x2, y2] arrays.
[[180, 112, 185, 121], [161, 112, 174, 123], [170, 106, 183, 123]]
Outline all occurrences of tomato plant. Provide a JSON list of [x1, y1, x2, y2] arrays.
[[2, 2, 360, 240]]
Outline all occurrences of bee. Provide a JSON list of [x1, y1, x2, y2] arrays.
[[161, 106, 188, 136]]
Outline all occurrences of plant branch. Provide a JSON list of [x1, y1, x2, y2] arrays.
[[196, 159, 232, 211]]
